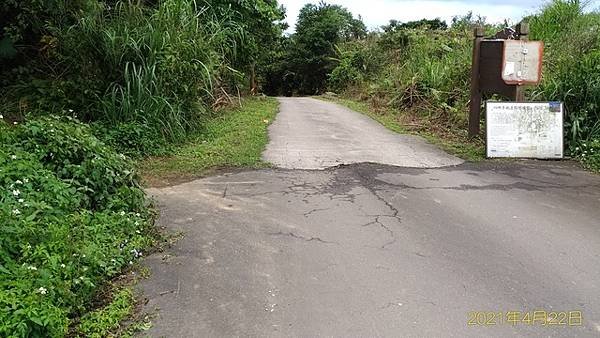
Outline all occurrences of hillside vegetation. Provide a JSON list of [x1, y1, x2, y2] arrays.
[[0, 1, 284, 336]]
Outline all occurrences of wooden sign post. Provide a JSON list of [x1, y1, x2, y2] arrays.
[[468, 23, 543, 137], [468, 27, 484, 138]]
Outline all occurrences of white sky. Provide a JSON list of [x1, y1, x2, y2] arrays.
[[280, 0, 600, 32]]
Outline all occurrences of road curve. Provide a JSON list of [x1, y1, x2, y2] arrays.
[[262, 97, 463, 169]]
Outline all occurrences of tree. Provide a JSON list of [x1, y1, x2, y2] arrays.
[[286, 1, 366, 94], [0, 0, 92, 77], [203, 0, 287, 93], [382, 18, 447, 32]]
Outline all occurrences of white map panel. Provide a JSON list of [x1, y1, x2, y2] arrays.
[[486, 101, 563, 159]]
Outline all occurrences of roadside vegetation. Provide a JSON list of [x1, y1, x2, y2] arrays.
[[0, 117, 155, 336], [141, 97, 279, 187], [1, 0, 285, 336], [264, 0, 600, 171]]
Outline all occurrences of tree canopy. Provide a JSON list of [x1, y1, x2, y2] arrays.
[[264, 1, 366, 95]]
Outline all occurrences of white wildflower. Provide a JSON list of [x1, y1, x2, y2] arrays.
[[15, 180, 22, 185], [0, 114, 3, 119], [12, 209, 20, 216], [10, 155, 17, 160], [27, 265, 37, 271], [120, 211, 126, 216], [23, 178, 29, 183], [13, 121, 17, 125], [135, 213, 140, 217], [37, 287, 47, 295], [12, 189, 20, 196], [60, 264, 66, 268], [18, 199, 24, 203]]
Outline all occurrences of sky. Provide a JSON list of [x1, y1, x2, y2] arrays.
[[279, 0, 600, 32]]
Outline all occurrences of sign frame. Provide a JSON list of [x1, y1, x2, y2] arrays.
[[485, 101, 564, 159]]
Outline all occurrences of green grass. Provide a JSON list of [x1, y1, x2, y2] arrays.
[[76, 287, 136, 337], [140, 97, 279, 186], [319, 95, 486, 161]]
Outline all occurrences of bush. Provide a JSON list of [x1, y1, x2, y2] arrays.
[[573, 139, 600, 171], [11, 116, 146, 211], [0, 117, 154, 337], [92, 121, 166, 158]]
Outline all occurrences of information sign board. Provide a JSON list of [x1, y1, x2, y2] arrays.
[[486, 101, 563, 159]]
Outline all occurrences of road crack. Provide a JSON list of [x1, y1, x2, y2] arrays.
[[352, 168, 403, 249], [268, 231, 337, 245], [303, 208, 329, 217]]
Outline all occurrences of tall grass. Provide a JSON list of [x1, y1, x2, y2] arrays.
[[62, 0, 246, 146], [330, 27, 473, 128], [531, 1, 600, 150], [0, 0, 248, 154]]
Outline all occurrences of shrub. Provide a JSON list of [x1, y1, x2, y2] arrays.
[[0, 117, 154, 337], [573, 139, 600, 171], [92, 121, 165, 158], [11, 116, 146, 211]]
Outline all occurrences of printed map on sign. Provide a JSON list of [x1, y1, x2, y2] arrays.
[[486, 101, 563, 158]]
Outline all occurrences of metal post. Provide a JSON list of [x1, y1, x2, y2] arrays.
[[469, 26, 484, 137], [515, 22, 529, 102]]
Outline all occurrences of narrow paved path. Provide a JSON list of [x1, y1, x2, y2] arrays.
[[140, 98, 600, 337], [263, 97, 462, 169]]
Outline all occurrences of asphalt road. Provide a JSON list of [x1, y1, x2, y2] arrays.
[[262, 97, 462, 169], [139, 98, 600, 337]]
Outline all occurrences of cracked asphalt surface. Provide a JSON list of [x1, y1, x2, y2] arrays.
[[139, 99, 600, 337]]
